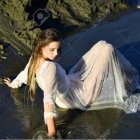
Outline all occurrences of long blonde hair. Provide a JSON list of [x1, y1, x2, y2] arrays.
[[27, 28, 61, 101]]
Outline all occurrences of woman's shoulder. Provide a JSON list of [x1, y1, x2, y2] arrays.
[[43, 60, 65, 70], [43, 60, 57, 71], [40, 60, 66, 78]]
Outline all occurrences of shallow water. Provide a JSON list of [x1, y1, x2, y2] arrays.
[[1, 9, 140, 139], [0, 82, 126, 139], [1, 83, 140, 139]]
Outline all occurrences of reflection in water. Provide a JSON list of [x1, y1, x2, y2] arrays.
[[63, 109, 124, 139], [1, 78, 140, 138], [10, 86, 45, 139], [9, 85, 83, 139], [9, 85, 124, 139], [2, 80, 140, 139]]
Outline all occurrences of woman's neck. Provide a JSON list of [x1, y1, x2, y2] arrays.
[[39, 57, 46, 63]]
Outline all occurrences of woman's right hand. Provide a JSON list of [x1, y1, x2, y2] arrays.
[[47, 116, 56, 138], [2, 77, 12, 87]]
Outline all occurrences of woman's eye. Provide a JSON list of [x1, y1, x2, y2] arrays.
[[50, 49, 54, 51]]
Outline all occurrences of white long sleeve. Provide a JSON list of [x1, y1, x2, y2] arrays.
[[41, 62, 58, 123], [10, 58, 31, 88]]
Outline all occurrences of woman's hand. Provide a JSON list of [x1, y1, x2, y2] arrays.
[[47, 116, 56, 137], [2, 77, 12, 87]]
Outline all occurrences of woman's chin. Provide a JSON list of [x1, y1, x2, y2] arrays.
[[46, 58, 56, 61]]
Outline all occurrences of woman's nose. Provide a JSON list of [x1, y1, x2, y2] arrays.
[[54, 50, 58, 56]]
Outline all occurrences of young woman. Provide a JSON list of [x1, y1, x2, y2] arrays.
[[3, 28, 140, 137]]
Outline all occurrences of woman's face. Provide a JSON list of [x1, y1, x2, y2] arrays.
[[41, 41, 61, 61]]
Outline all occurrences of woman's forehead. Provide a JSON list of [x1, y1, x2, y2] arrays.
[[48, 41, 60, 49]]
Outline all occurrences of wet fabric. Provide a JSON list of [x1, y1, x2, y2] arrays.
[[10, 40, 140, 122]]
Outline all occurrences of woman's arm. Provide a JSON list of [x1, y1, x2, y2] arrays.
[[44, 103, 56, 137], [43, 90, 58, 137], [3, 57, 31, 88], [42, 62, 58, 137]]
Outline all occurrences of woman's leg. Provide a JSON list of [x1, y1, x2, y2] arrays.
[[69, 41, 127, 108]]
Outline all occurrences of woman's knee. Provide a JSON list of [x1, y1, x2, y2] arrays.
[[105, 43, 114, 53], [99, 40, 114, 52]]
